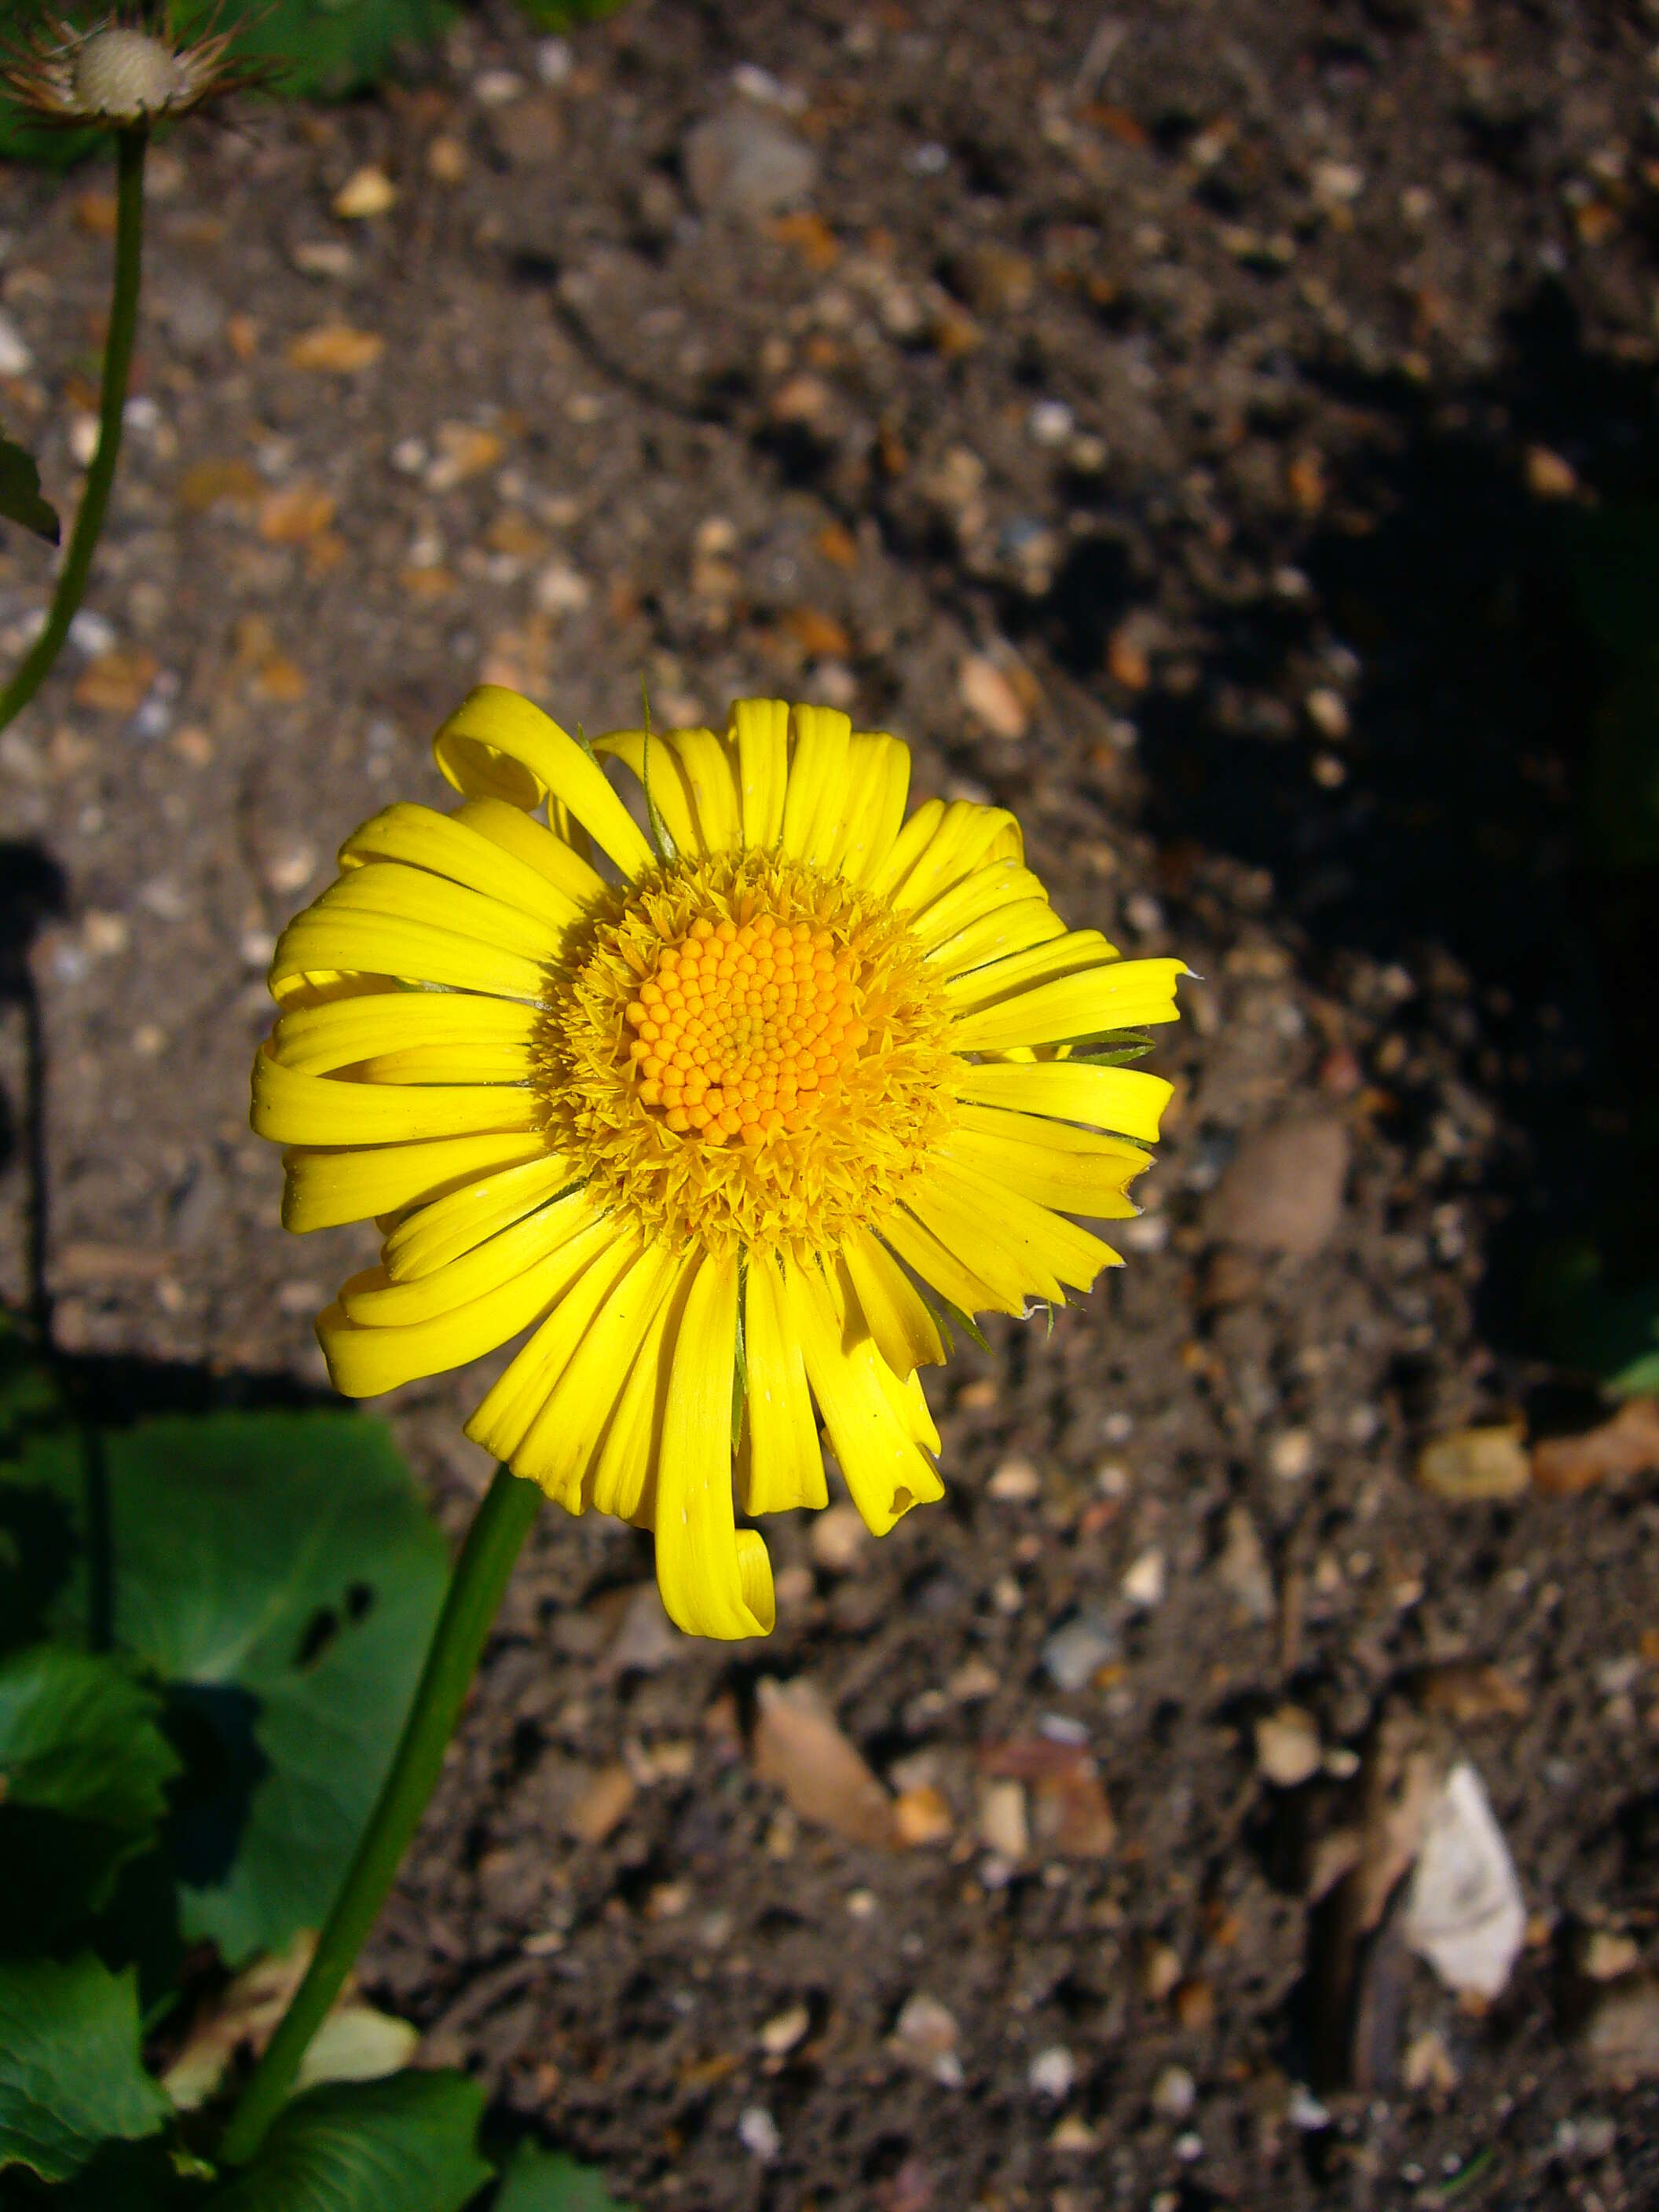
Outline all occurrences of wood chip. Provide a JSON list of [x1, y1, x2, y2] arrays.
[[562, 1762, 635, 1845], [753, 1676, 895, 1848], [1532, 1397, 1659, 1494], [1417, 1425, 1530, 1502], [287, 324, 385, 373], [72, 647, 157, 714], [258, 483, 337, 544]]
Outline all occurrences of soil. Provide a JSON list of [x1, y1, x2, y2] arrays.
[[3, 2, 1659, 2207]]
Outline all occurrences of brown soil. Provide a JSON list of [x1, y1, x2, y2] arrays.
[[2, 2, 1658, 2206]]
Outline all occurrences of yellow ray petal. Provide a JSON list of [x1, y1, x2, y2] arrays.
[[340, 1185, 600, 1325], [317, 1216, 615, 1397], [827, 734, 910, 888], [866, 795, 945, 900], [653, 1249, 775, 1639], [269, 911, 548, 1005], [908, 860, 1049, 952], [732, 697, 789, 848], [383, 1150, 577, 1280], [878, 1200, 1024, 1320], [897, 1170, 1062, 1309], [947, 1117, 1148, 1219], [781, 704, 851, 859], [942, 929, 1119, 1013], [350, 1042, 533, 1085], [739, 1252, 826, 1516], [670, 727, 742, 851], [841, 1225, 947, 1375], [592, 729, 701, 856], [338, 805, 588, 935], [514, 1239, 683, 1507], [433, 684, 655, 878], [877, 1360, 941, 1455], [313, 861, 566, 968], [786, 1256, 944, 1536], [925, 898, 1067, 979], [588, 1247, 701, 1525], [280, 1131, 549, 1233], [926, 1150, 1120, 1291], [252, 1045, 539, 1146], [947, 958, 1188, 1053], [452, 797, 609, 910], [271, 993, 538, 1076], [950, 1058, 1174, 1142], [885, 800, 1025, 913]]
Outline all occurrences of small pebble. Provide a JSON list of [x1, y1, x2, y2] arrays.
[[1042, 1613, 1119, 1694], [1152, 2064, 1196, 2119], [809, 1502, 867, 1572], [0, 309, 34, 375], [1254, 1705, 1322, 1788], [1269, 1429, 1314, 1481], [1028, 2045, 1076, 2100], [1121, 1547, 1166, 1610], [757, 2002, 811, 2056], [988, 1456, 1041, 1501], [1028, 399, 1075, 447], [1287, 2084, 1331, 2130], [737, 2107, 781, 2163]]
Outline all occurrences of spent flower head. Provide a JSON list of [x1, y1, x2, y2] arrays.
[[4, 6, 259, 128], [251, 690, 1188, 1639]]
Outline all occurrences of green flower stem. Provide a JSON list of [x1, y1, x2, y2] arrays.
[[218, 1463, 541, 2166], [0, 124, 147, 734]]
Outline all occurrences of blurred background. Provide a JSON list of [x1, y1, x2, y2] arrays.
[[2, 2, 1657, 2206]]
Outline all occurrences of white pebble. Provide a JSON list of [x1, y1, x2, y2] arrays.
[[1287, 2083, 1331, 2130], [534, 37, 573, 84], [1028, 2045, 1076, 2100], [473, 68, 524, 105], [1028, 400, 1075, 447], [0, 309, 32, 376], [1152, 2064, 1196, 2119], [1269, 1429, 1315, 1481], [68, 609, 118, 658], [1121, 1546, 1166, 1610], [737, 2107, 780, 2163]]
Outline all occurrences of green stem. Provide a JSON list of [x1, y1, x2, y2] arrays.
[[218, 1464, 541, 2166], [0, 125, 147, 734]]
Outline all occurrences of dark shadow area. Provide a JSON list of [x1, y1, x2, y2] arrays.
[[1129, 282, 1659, 1350], [0, 839, 68, 1341]]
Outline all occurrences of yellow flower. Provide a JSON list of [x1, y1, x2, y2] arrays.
[[251, 689, 1185, 1639]]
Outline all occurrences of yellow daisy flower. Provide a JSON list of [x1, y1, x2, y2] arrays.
[[251, 688, 1185, 1639]]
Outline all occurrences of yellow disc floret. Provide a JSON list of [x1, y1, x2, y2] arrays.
[[537, 850, 956, 1258]]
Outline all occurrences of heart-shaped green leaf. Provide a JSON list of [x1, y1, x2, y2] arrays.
[[211, 2071, 491, 2212], [0, 1952, 170, 2181], [0, 430, 59, 544], [496, 2143, 637, 2212], [0, 1644, 180, 1947], [0, 1408, 449, 1965]]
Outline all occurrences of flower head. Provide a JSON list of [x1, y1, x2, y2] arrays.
[[4, 9, 256, 129], [251, 690, 1185, 1638]]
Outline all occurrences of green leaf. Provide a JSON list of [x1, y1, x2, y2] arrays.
[[175, 0, 460, 102], [0, 1644, 180, 1948], [495, 2143, 635, 2212], [212, 2071, 492, 2212], [0, 1952, 170, 2181], [0, 430, 59, 544], [0, 1410, 449, 1965]]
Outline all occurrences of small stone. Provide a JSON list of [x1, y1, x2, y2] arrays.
[[1312, 159, 1365, 203], [1216, 1505, 1274, 1624], [1027, 400, 1075, 447], [894, 1784, 952, 1846], [1049, 2115, 1099, 2153], [753, 1676, 895, 1848], [258, 485, 335, 545], [892, 1993, 962, 2086], [1525, 445, 1578, 499], [1141, 1942, 1182, 2001], [988, 1456, 1041, 1502], [1172, 1979, 1214, 2030], [535, 37, 573, 84], [1042, 1613, 1119, 1694], [958, 655, 1030, 741], [1287, 2083, 1331, 2130], [1577, 1974, 1659, 2083], [606, 1583, 679, 1673], [427, 135, 467, 185], [1578, 1928, 1643, 1983], [0, 310, 33, 376], [684, 108, 819, 220], [489, 93, 563, 169], [1028, 2045, 1076, 2099], [291, 240, 356, 280], [562, 1763, 635, 1845], [332, 167, 396, 219], [1304, 687, 1350, 739], [533, 561, 593, 616], [1401, 1761, 1525, 1998], [1417, 1426, 1531, 1503], [808, 1502, 867, 1572], [757, 2002, 811, 2056], [977, 1778, 1029, 1859], [1254, 1705, 1322, 1788], [956, 243, 1035, 313], [473, 68, 524, 105], [1401, 2028, 1460, 2094], [1269, 1429, 1315, 1481], [1207, 1117, 1350, 1259], [737, 2106, 780, 2162], [1152, 2064, 1196, 2119], [1121, 1547, 1166, 1610], [264, 842, 317, 895], [287, 324, 384, 374], [426, 423, 505, 493]]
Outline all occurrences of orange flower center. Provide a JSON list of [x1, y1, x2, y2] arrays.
[[623, 914, 870, 1144]]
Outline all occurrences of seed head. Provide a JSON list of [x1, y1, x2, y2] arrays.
[[4, 9, 262, 131]]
